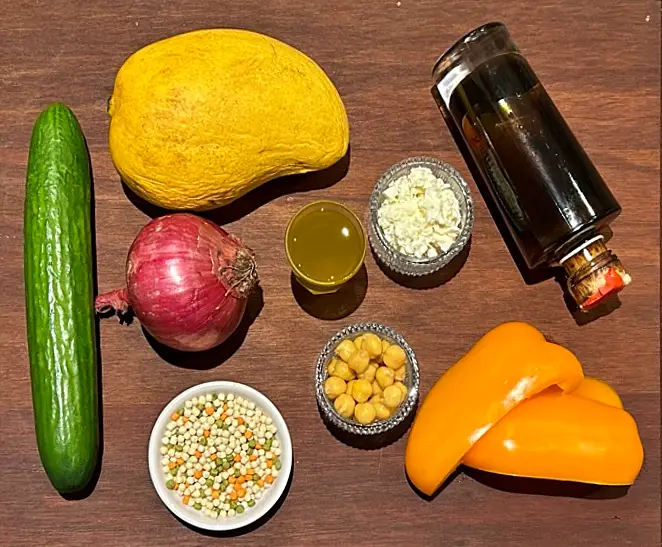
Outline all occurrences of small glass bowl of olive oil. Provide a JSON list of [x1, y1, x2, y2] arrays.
[[286, 201, 367, 295]]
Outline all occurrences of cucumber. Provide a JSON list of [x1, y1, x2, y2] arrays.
[[24, 104, 99, 494]]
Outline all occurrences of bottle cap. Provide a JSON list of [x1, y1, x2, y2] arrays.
[[561, 238, 631, 311]]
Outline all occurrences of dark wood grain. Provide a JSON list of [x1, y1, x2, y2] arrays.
[[1, 1, 659, 545]]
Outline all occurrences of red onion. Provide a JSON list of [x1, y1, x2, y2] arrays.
[[96, 213, 258, 352]]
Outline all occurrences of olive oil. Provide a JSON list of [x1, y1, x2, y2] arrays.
[[286, 201, 366, 290], [447, 60, 621, 269], [431, 22, 631, 310]]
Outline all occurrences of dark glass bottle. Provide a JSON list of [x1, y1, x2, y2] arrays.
[[431, 22, 630, 310]]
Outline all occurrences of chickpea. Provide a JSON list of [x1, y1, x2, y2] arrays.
[[372, 402, 391, 420], [327, 358, 338, 376], [394, 381, 408, 400], [381, 339, 390, 358], [372, 380, 383, 396], [335, 340, 357, 363], [394, 365, 406, 382], [351, 379, 372, 404], [362, 333, 382, 359], [348, 349, 370, 374], [333, 394, 355, 419], [354, 403, 376, 425], [353, 335, 365, 352], [382, 385, 403, 409], [332, 361, 355, 382], [375, 366, 395, 389], [369, 394, 383, 405], [345, 379, 356, 396], [383, 344, 406, 370], [324, 376, 346, 400], [358, 363, 377, 382]]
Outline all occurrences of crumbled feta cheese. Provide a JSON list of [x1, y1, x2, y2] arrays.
[[377, 166, 461, 258]]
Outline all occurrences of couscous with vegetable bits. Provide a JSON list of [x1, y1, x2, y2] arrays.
[[160, 392, 281, 518]]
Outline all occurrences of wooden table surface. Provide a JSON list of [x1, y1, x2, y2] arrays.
[[1, 1, 660, 545]]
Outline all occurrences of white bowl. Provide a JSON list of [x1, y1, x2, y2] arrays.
[[148, 381, 293, 531]]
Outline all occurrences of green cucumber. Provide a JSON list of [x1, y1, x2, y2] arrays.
[[24, 104, 99, 494]]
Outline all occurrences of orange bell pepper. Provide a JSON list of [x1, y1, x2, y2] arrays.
[[571, 376, 623, 408], [405, 322, 584, 495], [464, 379, 643, 485]]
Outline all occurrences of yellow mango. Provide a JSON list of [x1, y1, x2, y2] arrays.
[[109, 29, 349, 210]]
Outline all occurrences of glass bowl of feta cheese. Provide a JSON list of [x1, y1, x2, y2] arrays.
[[368, 156, 473, 276]]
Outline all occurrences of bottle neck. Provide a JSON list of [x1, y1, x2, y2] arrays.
[[559, 237, 631, 311]]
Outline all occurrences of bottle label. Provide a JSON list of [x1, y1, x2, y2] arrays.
[[461, 114, 529, 232]]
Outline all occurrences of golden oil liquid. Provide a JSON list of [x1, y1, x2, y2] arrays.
[[287, 202, 365, 284]]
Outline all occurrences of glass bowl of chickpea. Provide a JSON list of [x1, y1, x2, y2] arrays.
[[315, 323, 420, 436]]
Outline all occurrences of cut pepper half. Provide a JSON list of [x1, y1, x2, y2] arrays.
[[571, 376, 623, 408], [405, 322, 584, 496], [463, 379, 643, 485]]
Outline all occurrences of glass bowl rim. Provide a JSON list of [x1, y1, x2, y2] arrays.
[[368, 156, 474, 272], [315, 322, 420, 436]]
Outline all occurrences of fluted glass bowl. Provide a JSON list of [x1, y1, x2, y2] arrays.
[[315, 323, 419, 436], [368, 156, 474, 276]]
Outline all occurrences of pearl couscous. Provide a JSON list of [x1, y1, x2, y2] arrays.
[[160, 392, 281, 519]]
